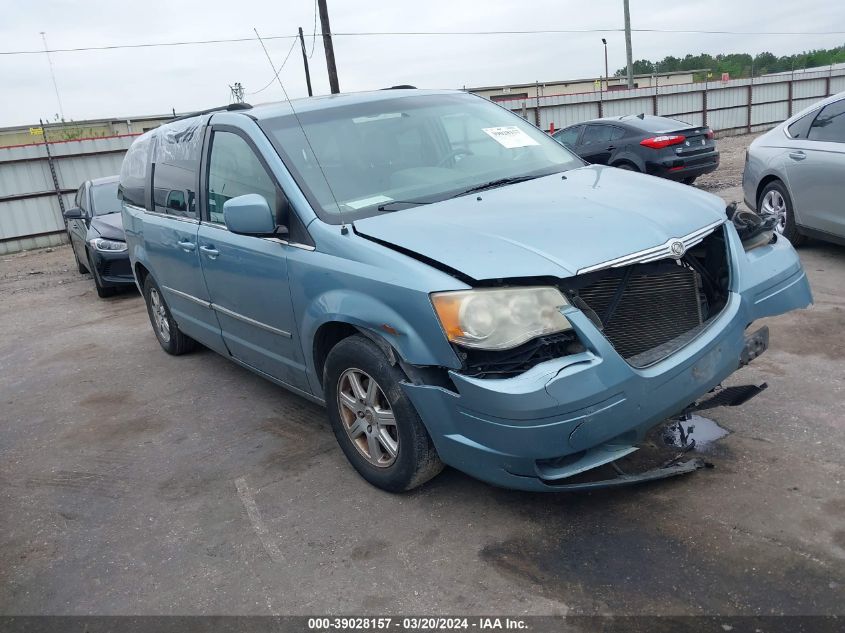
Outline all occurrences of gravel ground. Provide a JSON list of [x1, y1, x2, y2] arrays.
[[695, 132, 763, 207], [1, 137, 844, 619]]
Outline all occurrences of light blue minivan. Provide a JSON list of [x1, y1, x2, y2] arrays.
[[120, 89, 812, 492]]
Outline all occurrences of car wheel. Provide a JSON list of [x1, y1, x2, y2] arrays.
[[324, 335, 444, 492], [614, 161, 639, 172], [682, 176, 697, 185], [142, 275, 197, 355], [73, 247, 86, 274], [758, 180, 806, 246], [87, 251, 116, 298]]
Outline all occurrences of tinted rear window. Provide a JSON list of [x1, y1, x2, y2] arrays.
[[787, 110, 817, 139], [624, 116, 691, 133], [152, 118, 204, 219], [119, 133, 152, 208], [554, 125, 582, 147]]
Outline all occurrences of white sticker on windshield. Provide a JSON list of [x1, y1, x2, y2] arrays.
[[344, 195, 393, 210], [482, 126, 540, 148]]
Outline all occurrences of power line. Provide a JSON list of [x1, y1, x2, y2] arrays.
[[3, 28, 845, 56], [309, 0, 318, 58], [0, 34, 298, 56], [246, 37, 299, 96]]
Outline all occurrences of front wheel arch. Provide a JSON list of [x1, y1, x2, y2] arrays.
[[757, 178, 807, 246], [755, 175, 783, 212]]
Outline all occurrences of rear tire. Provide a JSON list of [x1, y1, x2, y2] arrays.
[[88, 251, 116, 298], [323, 335, 443, 492], [613, 161, 639, 172], [758, 180, 806, 246], [682, 176, 697, 185], [142, 275, 197, 355]]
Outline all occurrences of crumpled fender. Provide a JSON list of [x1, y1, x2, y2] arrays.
[[726, 221, 813, 321], [297, 287, 462, 397]]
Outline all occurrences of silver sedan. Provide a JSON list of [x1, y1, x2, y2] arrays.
[[743, 91, 845, 246]]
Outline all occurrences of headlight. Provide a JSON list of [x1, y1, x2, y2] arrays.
[[90, 237, 127, 252], [431, 287, 572, 351]]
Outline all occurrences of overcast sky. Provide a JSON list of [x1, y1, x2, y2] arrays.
[[2, 0, 844, 127]]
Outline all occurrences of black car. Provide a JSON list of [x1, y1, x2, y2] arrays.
[[63, 176, 134, 297], [552, 114, 719, 184]]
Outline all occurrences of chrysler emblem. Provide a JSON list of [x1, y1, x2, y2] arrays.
[[670, 241, 686, 257]]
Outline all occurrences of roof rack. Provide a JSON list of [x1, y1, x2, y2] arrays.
[[169, 102, 253, 123]]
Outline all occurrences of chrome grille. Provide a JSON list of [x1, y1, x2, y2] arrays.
[[577, 265, 703, 366]]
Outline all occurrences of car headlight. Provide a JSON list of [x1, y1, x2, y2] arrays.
[[431, 287, 572, 351], [90, 237, 127, 252]]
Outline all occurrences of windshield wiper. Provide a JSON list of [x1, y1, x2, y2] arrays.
[[454, 173, 546, 197], [377, 200, 433, 212]]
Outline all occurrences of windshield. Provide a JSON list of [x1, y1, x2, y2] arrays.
[[259, 93, 583, 222], [91, 182, 121, 216]]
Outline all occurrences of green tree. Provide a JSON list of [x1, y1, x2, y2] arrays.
[[614, 44, 845, 79]]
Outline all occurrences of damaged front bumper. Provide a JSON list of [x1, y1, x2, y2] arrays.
[[402, 231, 812, 491]]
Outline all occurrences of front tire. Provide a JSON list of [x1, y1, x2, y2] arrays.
[[324, 335, 443, 492], [73, 247, 87, 274], [142, 275, 197, 355], [88, 251, 116, 298], [759, 180, 806, 246]]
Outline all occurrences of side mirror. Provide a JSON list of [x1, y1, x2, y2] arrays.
[[223, 194, 277, 236], [63, 207, 84, 220]]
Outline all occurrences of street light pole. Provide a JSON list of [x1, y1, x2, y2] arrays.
[[602, 38, 609, 91], [623, 0, 634, 88]]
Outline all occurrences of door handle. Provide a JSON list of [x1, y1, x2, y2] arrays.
[[200, 245, 219, 258], [606, 145, 616, 151], [177, 240, 196, 252], [788, 151, 806, 161]]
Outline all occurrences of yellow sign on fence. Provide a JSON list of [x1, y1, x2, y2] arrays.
[[29, 127, 44, 136]]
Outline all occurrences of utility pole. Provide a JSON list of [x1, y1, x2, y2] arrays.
[[623, 0, 634, 88], [298, 27, 313, 97], [318, 0, 340, 94]]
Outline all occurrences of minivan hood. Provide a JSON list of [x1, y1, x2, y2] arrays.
[[90, 213, 126, 241], [354, 165, 727, 281]]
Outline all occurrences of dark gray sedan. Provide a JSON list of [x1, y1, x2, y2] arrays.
[[742, 91, 845, 246], [552, 114, 719, 184], [63, 175, 134, 297]]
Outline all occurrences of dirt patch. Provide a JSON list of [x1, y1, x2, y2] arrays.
[[348, 538, 391, 561], [62, 414, 168, 445], [766, 307, 845, 360], [480, 508, 845, 614], [80, 389, 134, 407], [822, 498, 845, 518]]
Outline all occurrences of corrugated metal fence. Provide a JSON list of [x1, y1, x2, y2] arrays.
[[497, 67, 845, 136], [0, 134, 136, 255], [2, 68, 844, 255]]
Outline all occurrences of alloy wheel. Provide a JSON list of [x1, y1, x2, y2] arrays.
[[149, 288, 171, 343], [337, 368, 399, 467], [761, 189, 788, 234]]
